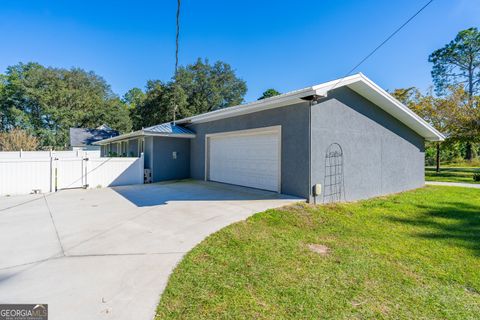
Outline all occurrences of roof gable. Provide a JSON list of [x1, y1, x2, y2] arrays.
[[177, 73, 444, 141]]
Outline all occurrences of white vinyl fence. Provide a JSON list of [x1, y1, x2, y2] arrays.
[[0, 153, 144, 196], [0, 150, 100, 159]]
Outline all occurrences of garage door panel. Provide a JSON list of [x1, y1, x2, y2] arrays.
[[208, 129, 280, 192]]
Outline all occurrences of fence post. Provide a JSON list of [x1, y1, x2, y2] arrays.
[[140, 152, 145, 184], [83, 157, 89, 188], [50, 155, 54, 192]]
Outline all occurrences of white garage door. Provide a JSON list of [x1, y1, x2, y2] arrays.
[[207, 127, 281, 192]]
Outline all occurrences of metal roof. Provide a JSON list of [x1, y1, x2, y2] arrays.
[[93, 122, 195, 145], [143, 122, 195, 135]]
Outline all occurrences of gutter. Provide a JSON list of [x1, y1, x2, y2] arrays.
[[177, 88, 319, 125], [93, 131, 196, 145]]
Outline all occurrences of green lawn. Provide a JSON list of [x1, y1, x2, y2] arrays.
[[156, 186, 480, 319], [426, 166, 480, 184]]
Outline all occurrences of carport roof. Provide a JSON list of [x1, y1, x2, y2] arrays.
[[94, 122, 195, 144]]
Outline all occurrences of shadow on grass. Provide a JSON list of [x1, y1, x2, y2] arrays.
[[425, 172, 472, 178], [426, 167, 478, 173], [387, 202, 480, 256]]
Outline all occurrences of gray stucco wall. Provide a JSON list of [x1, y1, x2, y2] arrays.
[[151, 137, 190, 182], [144, 136, 154, 170], [310, 87, 425, 203], [186, 102, 311, 199]]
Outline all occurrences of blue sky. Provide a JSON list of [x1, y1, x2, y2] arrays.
[[1, 0, 479, 102]]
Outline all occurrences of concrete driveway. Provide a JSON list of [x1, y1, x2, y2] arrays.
[[0, 180, 300, 320]]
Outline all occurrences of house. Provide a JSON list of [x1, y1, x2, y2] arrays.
[[95, 74, 444, 203], [69, 125, 119, 151]]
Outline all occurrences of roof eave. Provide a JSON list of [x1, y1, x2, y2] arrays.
[[144, 132, 196, 138], [93, 130, 196, 145], [93, 130, 144, 145], [317, 73, 445, 142], [177, 88, 319, 125]]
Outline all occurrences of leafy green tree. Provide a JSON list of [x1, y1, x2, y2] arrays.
[[131, 58, 247, 128], [258, 88, 281, 100], [392, 86, 479, 168], [429, 27, 480, 98], [429, 27, 480, 159], [132, 80, 188, 128], [175, 58, 247, 115], [0, 62, 131, 148], [123, 87, 146, 130], [0, 74, 6, 130]]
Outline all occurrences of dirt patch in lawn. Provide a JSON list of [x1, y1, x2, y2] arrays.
[[307, 243, 330, 256]]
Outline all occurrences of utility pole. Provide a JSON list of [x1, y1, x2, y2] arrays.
[[173, 0, 181, 125]]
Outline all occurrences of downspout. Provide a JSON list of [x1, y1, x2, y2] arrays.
[[302, 93, 324, 204], [308, 100, 313, 204]]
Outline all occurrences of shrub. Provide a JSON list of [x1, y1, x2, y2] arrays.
[[473, 171, 480, 182], [0, 128, 39, 151]]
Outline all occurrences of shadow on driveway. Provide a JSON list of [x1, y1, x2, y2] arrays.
[[112, 180, 301, 207]]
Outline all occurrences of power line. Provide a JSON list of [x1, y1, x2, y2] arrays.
[[175, 0, 181, 76], [330, 0, 435, 90]]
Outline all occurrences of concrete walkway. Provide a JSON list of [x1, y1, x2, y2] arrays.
[[426, 181, 480, 189], [0, 181, 301, 320]]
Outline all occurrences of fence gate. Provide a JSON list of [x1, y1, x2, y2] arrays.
[[55, 158, 86, 190], [0, 154, 143, 196]]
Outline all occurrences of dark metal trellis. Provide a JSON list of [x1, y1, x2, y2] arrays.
[[323, 143, 346, 203]]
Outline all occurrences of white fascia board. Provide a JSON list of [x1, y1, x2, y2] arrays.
[[313, 73, 444, 141], [176, 88, 318, 124], [343, 74, 444, 141], [93, 130, 196, 145]]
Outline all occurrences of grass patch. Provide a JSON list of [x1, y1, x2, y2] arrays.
[[426, 166, 480, 184], [156, 186, 480, 319]]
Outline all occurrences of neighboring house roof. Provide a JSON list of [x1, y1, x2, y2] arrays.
[[70, 127, 119, 147], [176, 73, 444, 141], [94, 122, 196, 145]]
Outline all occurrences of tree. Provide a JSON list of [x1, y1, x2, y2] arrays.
[[175, 58, 247, 115], [0, 128, 39, 151], [391, 85, 479, 169], [258, 88, 281, 100], [429, 28, 480, 98], [429, 27, 480, 159], [132, 81, 188, 128], [123, 88, 146, 130], [391, 87, 449, 171], [0, 62, 132, 148], [130, 59, 247, 128]]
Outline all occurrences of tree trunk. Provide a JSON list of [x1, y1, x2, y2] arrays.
[[436, 142, 440, 173], [466, 141, 473, 160]]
